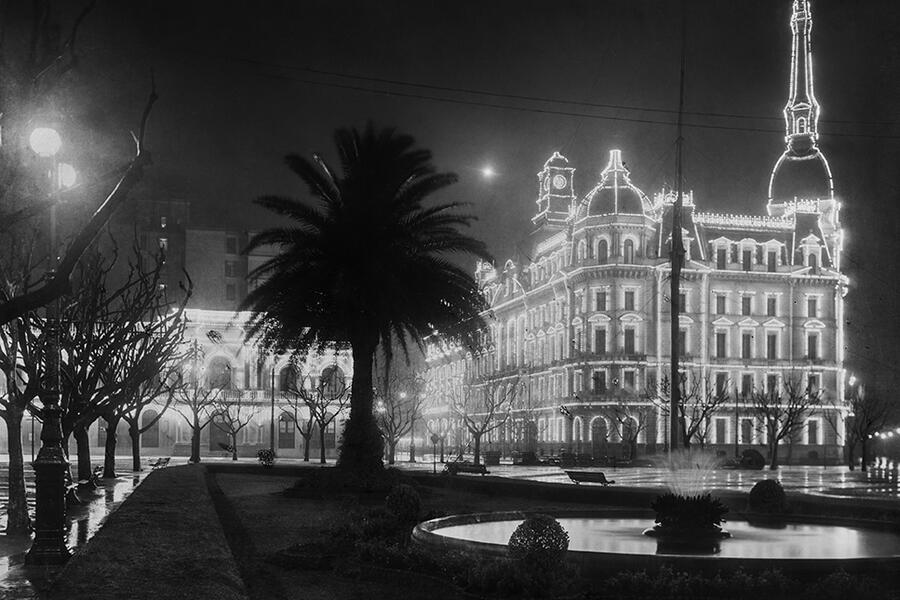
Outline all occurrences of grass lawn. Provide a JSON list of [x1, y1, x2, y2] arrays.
[[208, 470, 608, 600]]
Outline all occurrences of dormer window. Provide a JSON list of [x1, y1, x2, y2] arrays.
[[807, 252, 818, 273], [716, 247, 727, 269]]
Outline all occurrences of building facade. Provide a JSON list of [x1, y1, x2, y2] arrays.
[[425, 0, 848, 465]]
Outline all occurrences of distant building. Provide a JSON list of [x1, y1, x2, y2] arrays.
[[0, 201, 351, 462], [424, 0, 848, 464]]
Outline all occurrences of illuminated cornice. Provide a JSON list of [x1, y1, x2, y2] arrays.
[[694, 212, 795, 231]]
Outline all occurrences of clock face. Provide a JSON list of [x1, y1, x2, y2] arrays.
[[552, 174, 567, 189]]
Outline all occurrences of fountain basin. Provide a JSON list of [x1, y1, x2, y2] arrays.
[[412, 509, 900, 577]]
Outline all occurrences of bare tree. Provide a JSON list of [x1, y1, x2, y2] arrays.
[[826, 385, 894, 472], [604, 399, 651, 459], [375, 372, 426, 465], [0, 315, 44, 533], [749, 371, 822, 470], [0, 2, 159, 327], [645, 370, 731, 449], [449, 373, 520, 465], [210, 393, 257, 461], [174, 386, 219, 464], [280, 386, 316, 461]]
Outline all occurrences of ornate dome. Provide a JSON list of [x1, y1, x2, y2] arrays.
[[542, 151, 569, 170], [768, 149, 833, 202], [580, 149, 651, 217]]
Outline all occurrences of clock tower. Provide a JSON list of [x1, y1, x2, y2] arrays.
[[533, 151, 575, 229]]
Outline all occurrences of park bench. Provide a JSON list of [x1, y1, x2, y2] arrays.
[[443, 461, 490, 476], [565, 470, 615, 486], [148, 457, 170, 470]]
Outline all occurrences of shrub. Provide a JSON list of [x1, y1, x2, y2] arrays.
[[508, 514, 570, 569], [257, 448, 275, 467], [385, 484, 421, 523], [650, 493, 729, 531], [748, 479, 786, 513]]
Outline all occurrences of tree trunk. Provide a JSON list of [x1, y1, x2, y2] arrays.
[[473, 433, 482, 465], [861, 439, 868, 473], [319, 426, 327, 464], [128, 421, 141, 471], [337, 333, 383, 471], [103, 415, 119, 478], [231, 433, 238, 461], [387, 441, 396, 465], [440, 438, 445, 463], [74, 423, 94, 485], [847, 442, 855, 470], [768, 440, 780, 470], [303, 434, 311, 461], [4, 410, 31, 534], [190, 414, 201, 463]]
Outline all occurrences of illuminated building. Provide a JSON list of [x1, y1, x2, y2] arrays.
[[425, 0, 848, 463]]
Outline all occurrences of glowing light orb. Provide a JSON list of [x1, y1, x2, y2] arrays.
[[29, 127, 62, 157], [481, 166, 496, 179]]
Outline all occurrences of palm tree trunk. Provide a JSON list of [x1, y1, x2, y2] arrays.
[[337, 334, 383, 471], [103, 416, 118, 478], [5, 409, 31, 534]]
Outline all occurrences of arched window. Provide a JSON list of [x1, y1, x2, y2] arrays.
[[597, 240, 609, 264], [206, 357, 232, 389], [278, 412, 295, 449], [278, 366, 296, 392], [797, 117, 807, 134], [623, 239, 635, 264], [141, 409, 160, 447], [320, 366, 346, 400], [577, 240, 587, 262], [807, 252, 818, 273]]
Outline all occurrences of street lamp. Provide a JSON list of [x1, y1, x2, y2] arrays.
[[26, 125, 71, 566]]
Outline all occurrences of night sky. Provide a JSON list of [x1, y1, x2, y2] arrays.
[[22, 0, 900, 386]]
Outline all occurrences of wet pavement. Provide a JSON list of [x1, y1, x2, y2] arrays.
[[391, 455, 900, 499], [0, 459, 150, 598]]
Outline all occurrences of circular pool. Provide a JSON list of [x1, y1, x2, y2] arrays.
[[412, 510, 900, 576]]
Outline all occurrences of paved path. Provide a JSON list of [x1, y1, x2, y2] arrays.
[[390, 457, 900, 500], [0, 459, 150, 597]]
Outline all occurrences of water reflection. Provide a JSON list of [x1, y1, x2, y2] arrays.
[[436, 517, 900, 559], [0, 466, 150, 596]]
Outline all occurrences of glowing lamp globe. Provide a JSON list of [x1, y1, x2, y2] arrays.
[[29, 127, 62, 157], [58, 163, 77, 188], [481, 166, 496, 179]]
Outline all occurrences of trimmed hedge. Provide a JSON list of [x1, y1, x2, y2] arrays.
[[48, 465, 248, 600]]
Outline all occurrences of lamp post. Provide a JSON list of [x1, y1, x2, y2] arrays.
[[26, 125, 71, 566], [270, 366, 276, 454]]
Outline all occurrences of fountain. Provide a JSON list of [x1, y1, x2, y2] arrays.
[[412, 451, 900, 577]]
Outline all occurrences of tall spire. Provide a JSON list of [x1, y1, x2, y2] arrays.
[[784, 0, 819, 153], [768, 0, 833, 207]]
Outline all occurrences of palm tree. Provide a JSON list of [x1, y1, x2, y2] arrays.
[[242, 124, 491, 472]]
